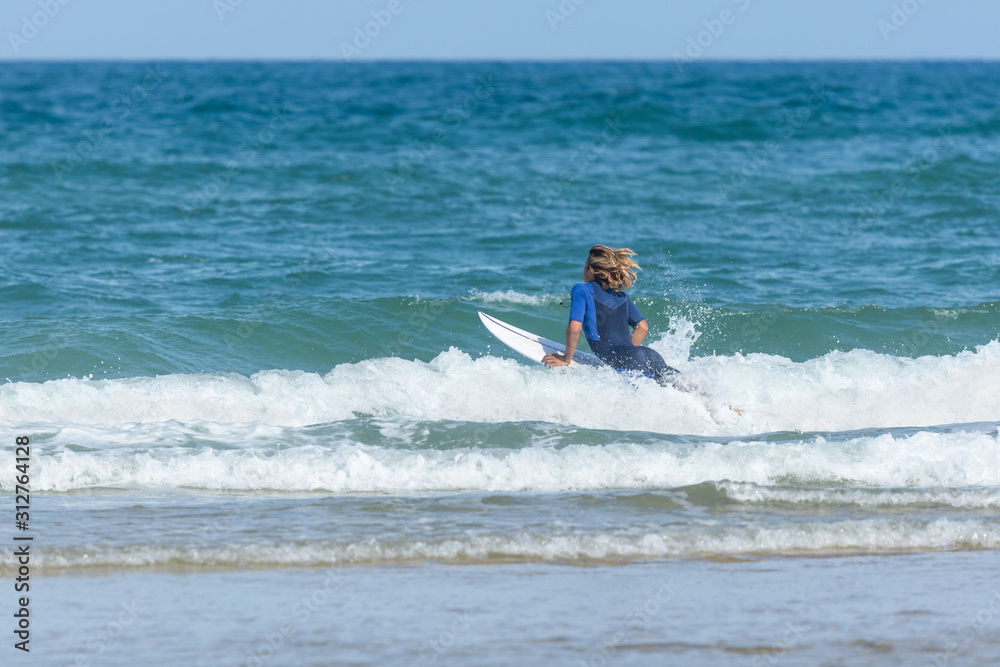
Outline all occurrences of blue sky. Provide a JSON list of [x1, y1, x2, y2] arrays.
[[3, 0, 999, 61]]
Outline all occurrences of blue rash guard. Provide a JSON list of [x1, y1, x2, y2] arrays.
[[568, 282, 679, 385]]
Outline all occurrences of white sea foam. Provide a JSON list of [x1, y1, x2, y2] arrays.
[[648, 316, 701, 367], [12, 428, 1000, 493], [718, 482, 1000, 509], [466, 290, 559, 306], [2, 340, 999, 436], [12, 518, 998, 570]]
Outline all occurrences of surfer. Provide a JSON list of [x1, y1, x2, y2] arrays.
[[542, 245, 680, 386]]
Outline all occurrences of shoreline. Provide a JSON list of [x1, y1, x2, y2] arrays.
[[25, 551, 1000, 665]]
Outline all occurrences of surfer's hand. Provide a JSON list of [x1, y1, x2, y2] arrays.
[[542, 353, 567, 367]]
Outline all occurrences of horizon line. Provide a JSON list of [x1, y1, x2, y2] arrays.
[[2, 56, 999, 64]]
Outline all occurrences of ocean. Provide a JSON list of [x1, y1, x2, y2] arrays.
[[2, 61, 1000, 665]]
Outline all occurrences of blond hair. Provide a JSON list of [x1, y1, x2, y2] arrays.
[[587, 245, 639, 291]]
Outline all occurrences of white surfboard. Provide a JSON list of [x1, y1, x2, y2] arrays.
[[477, 312, 743, 416], [478, 311, 604, 368]]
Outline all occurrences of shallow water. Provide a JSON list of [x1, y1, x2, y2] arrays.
[[26, 553, 1000, 666]]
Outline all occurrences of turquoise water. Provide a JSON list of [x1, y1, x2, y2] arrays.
[[2, 61, 1000, 664], [4, 62, 1000, 379]]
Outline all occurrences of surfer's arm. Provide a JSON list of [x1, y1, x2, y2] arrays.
[[563, 321, 582, 361], [543, 321, 582, 367], [631, 319, 648, 346], [626, 298, 647, 346]]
